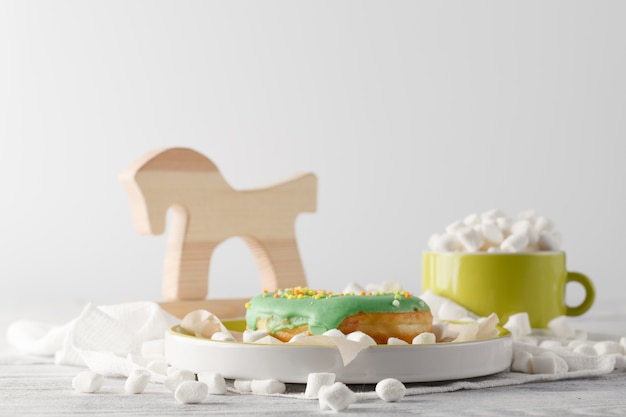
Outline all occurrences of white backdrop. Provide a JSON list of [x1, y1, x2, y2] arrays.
[[1, 1, 624, 315]]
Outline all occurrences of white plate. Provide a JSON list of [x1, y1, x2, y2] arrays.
[[165, 323, 512, 384]]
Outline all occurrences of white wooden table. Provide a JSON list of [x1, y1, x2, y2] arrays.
[[2, 299, 626, 416]]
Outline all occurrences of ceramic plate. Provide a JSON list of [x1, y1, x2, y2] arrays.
[[165, 321, 512, 384]]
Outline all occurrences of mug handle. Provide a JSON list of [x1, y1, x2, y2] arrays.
[[565, 272, 595, 316]]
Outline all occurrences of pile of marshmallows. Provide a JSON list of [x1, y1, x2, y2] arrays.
[[504, 313, 626, 374], [428, 209, 562, 253], [71, 367, 405, 412]]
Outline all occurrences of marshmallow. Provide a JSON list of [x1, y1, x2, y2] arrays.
[[567, 340, 587, 350], [481, 209, 506, 221], [164, 369, 196, 392], [387, 337, 408, 345], [243, 329, 269, 343], [146, 360, 169, 375], [456, 227, 484, 252], [412, 332, 436, 345], [503, 312, 532, 340], [250, 379, 286, 395], [533, 352, 568, 374], [476, 313, 500, 340], [304, 373, 336, 399], [621, 337, 626, 355], [342, 282, 365, 294], [197, 372, 227, 395], [211, 331, 236, 342], [72, 371, 104, 393], [233, 379, 252, 392], [534, 216, 553, 233], [538, 231, 561, 251], [174, 381, 208, 404], [500, 233, 529, 253], [181, 310, 228, 339], [548, 316, 575, 339], [323, 329, 346, 339], [496, 217, 513, 235], [539, 340, 563, 350], [511, 351, 533, 374], [346, 331, 377, 346], [431, 233, 459, 252], [319, 382, 356, 411], [288, 333, 309, 343], [517, 209, 537, 221], [125, 369, 151, 394], [594, 340, 621, 355], [574, 344, 598, 356], [463, 213, 480, 227], [445, 220, 465, 235], [438, 299, 469, 321], [376, 378, 406, 402], [480, 221, 504, 245]]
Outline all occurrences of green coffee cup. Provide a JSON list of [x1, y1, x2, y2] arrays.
[[421, 251, 595, 329]]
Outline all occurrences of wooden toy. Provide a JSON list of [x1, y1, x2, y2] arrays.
[[120, 148, 317, 318]]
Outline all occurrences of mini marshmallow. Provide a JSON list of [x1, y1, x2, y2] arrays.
[[288, 333, 309, 343], [511, 219, 539, 246], [346, 331, 377, 346], [496, 217, 513, 235], [243, 329, 269, 343], [165, 369, 196, 392], [500, 233, 529, 253], [197, 372, 227, 395], [166, 366, 179, 376], [538, 231, 561, 251], [211, 331, 236, 342], [481, 209, 506, 221], [548, 316, 576, 339], [503, 312, 532, 340], [511, 351, 533, 374], [387, 337, 408, 345], [476, 313, 500, 340], [181, 310, 229, 339], [174, 381, 208, 404], [534, 352, 568, 374], [319, 382, 356, 411], [539, 340, 564, 350], [456, 227, 484, 252], [620, 337, 626, 355], [72, 371, 104, 393], [342, 282, 365, 294], [250, 379, 286, 395], [412, 332, 436, 345], [304, 372, 336, 399], [534, 216, 553, 233], [480, 221, 504, 245], [431, 323, 458, 342], [431, 233, 459, 252], [125, 369, 151, 394], [594, 340, 621, 355], [233, 379, 252, 392], [438, 299, 469, 321], [463, 213, 480, 227], [574, 344, 598, 356], [376, 378, 406, 402], [146, 360, 169, 375], [323, 329, 346, 339], [567, 340, 587, 350], [445, 220, 465, 235]]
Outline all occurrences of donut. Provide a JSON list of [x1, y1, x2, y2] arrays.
[[244, 287, 433, 344]]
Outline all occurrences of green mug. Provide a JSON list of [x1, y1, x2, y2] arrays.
[[421, 251, 595, 329]]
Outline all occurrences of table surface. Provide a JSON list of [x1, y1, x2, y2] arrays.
[[2, 299, 626, 416]]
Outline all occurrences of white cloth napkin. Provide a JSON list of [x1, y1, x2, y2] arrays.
[[6, 302, 178, 378], [5, 300, 626, 397]]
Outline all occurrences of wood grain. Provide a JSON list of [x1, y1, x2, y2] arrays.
[[120, 148, 317, 318]]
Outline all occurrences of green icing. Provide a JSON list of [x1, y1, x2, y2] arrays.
[[245, 288, 430, 336]]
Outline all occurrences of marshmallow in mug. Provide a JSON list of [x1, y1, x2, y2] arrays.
[[428, 209, 562, 253]]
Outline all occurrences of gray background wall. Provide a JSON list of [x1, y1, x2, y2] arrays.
[[1, 1, 624, 315]]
